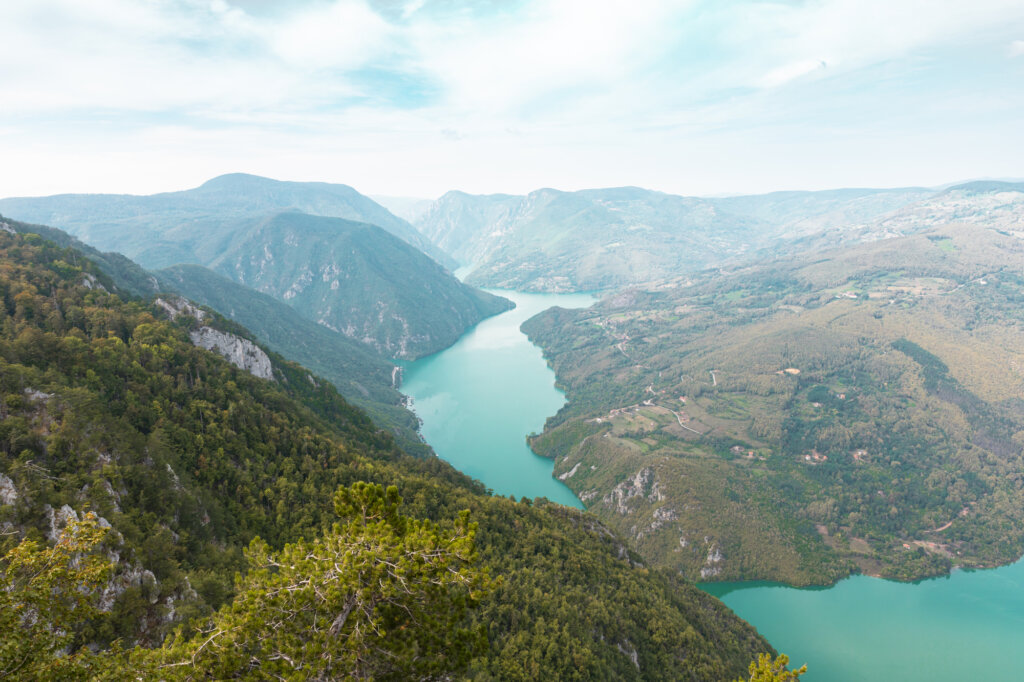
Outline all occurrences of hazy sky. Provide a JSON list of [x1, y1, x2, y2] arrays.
[[1, 0, 1022, 198]]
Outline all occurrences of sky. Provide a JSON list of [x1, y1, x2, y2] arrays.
[[1, 0, 1022, 199]]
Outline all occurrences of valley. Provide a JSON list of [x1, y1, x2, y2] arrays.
[[4, 4, 1022, 679], [2, 175, 1024, 681]]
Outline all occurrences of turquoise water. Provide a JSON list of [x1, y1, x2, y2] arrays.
[[703, 559, 1024, 680], [402, 283, 1024, 679], [400, 290, 595, 507]]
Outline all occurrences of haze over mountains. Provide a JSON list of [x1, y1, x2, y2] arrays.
[[0, 175, 508, 360], [0, 173, 453, 269], [413, 182, 1024, 292]]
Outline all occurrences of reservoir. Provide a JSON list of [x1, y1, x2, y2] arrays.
[[400, 289, 595, 507], [703, 559, 1024, 680], [402, 285, 1024, 681]]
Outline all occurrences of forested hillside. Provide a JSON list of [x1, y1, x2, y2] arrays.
[[524, 223, 1024, 585], [0, 228, 770, 679], [155, 263, 429, 455]]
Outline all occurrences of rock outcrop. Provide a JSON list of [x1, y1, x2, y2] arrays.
[[0, 473, 18, 505], [155, 296, 274, 380], [189, 327, 273, 380]]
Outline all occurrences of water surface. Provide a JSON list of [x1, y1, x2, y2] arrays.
[[703, 559, 1024, 680], [400, 290, 595, 507]]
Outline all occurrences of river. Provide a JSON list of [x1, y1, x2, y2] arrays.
[[401, 287, 1023, 681], [400, 289, 595, 507]]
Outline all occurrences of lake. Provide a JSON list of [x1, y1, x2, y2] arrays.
[[400, 289, 595, 507], [402, 285, 1024, 681], [702, 559, 1024, 680]]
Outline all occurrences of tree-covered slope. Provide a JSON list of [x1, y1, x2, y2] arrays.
[[209, 211, 511, 358], [415, 186, 933, 292], [524, 223, 1024, 585], [154, 263, 429, 455], [0, 228, 769, 679]]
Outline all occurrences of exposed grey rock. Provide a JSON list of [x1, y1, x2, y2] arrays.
[[79, 272, 108, 292], [24, 388, 54, 403], [700, 543, 724, 579], [0, 473, 18, 505], [603, 467, 662, 515], [45, 503, 80, 541], [155, 295, 207, 322], [616, 639, 641, 670], [189, 327, 273, 380], [557, 462, 582, 481]]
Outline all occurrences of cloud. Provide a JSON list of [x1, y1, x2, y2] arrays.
[[0, 0, 1023, 198], [269, 1, 395, 70], [759, 60, 827, 88]]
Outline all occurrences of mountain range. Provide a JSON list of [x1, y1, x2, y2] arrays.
[[413, 182, 1024, 292], [0, 175, 508, 360]]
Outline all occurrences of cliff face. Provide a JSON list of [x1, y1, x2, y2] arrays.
[[156, 296, 274, 380], [188, 327, 274, 381]]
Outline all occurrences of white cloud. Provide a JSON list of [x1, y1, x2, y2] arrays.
[[0, 0, 1023, 198], [408, 0, 693, 116], [269, 1, 395, 70], [759, 60, 827, 88]]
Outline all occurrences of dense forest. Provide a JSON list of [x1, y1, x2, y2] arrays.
[[0, 225, 772, 679], [525, 224, 1024, 585]]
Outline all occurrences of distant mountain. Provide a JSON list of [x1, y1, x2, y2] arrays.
[[0, 173, 456, 269], [0, 175, 510, 358], [154, 264, 430, 456], [766, 182, 1024, 257], [206, 211, 510, 358], [415, 185, 932, 292]]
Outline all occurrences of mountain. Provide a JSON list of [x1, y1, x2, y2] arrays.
[[414, 186, 933, 292], [0, 173, 455, 269], [0, 227, 770, 679], [206, 211, 511, 358], [0, 176, 509, 359], [1, 213, 434, 455], [154, 263, 429, 456], [523, 221, 1024, 586]]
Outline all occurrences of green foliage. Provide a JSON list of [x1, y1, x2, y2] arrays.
[[0, 514, 119, 680], [0, 228, 770, 679], [155, 264, 430, 456], [735, 653, 807, 682], [148, 482, 487, 680]]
